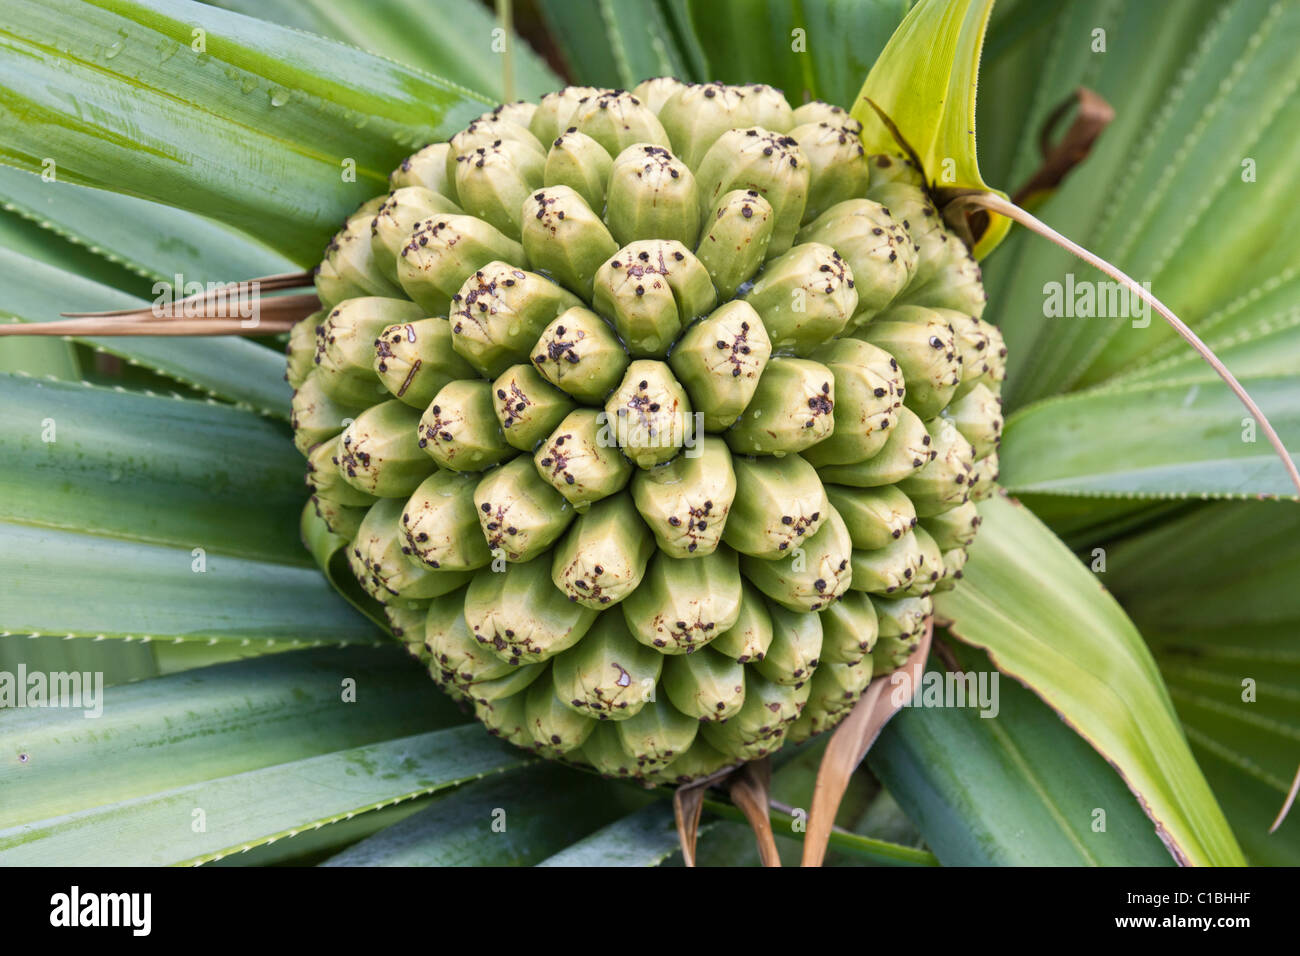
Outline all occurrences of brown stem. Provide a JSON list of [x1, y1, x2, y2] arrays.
[[728, 758, 781, 867], [60, 271, 313, 318], [0, 318, 299, 336], [802, 621, 935, 866], [1011, 88, 1115, 207]]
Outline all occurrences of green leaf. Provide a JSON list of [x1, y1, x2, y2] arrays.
[[1103, 501, 1300, 864], [204, 0, 561, 101], [867, 642, 1175, 865], [0, 0, 490, 264], [0, 204, 151, 296], [208, 794, 436, 866], [1, 724, 525, 865], [0, 163, 297, 286], [300, 500, 389, 630], [1001, 377, 1300, 499], [0, 375, 308, 564], [849, 0, 1010, 257], [536, 802, 682, 867], [687, 0, 909, 109], [0, 519, 377, 644], [0, 647, 453, 830], [982, 0, 1300, 407], [0, 634, 157, 688], [322, 764, 643, 866], [0, 245, 291, 416], [937, 494, 1245, 865], [536, 0, 692, 88], [0, 338, 78, 380]]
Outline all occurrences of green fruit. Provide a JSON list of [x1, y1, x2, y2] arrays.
[[819, 589, 878, 664], [373, 316, 477, 409], [525, 678, 598, 757], [896, 416, 975, 517], [530, 87, 602, 144], [400, 470, 492, 571], [657, 82, 755, 171], [632, 76, 687, 114], [816, 405, 932, 488], [741, 506, 853, 612], [418, 378, 513, 472], [802, 337, 904, 466], [550, 491, 653, 607], [521, 187, 619, 300], [707, 581, 775, 662], [723, 453, 829, 559], [695, 189, 774, 298], [866, 182, 949, 287], [755, 600, 823, 685], [629, 436, 736, 557], [286, 311, 322, 389], [337, 400, 435, 498], [534, 408, 634, 510], [291, 85, 996, 782], [349, 499, 472, 602], [371, 187, 463, 280], [621, 547, 743, 654], [306, 435, 376, 507], [695, 127, 809, 257], [552, 612, 663, 720], [315, 199, 404, 307], [849, 530, 928, 596], [604, 360, 694, 468], [856, 305, 961, 420], [669, 300, 771, 431], [791, 120, 870, 223], [449, 261, 581, 377], [463, 556, 597, 664], [315, 297, 425, 407], [491, 363, 577, 451], [942, 381, 1004, 459], [593, 240, 717, 357], [614, 697, 699, 772], [797, 198, 914, 324], [663, 647, 747, 721], [723, 357, 835, 456], [543, 128, 613, 214], [451, 135, 545, 240], [389, 142, 456, 195], [426, 588, 516, 686], [396, 214, 525, 316], [700, 672, 809, 761], [291, 372, 363, 456], [310, 492, 367, 541], [826, 484, 917, 550], [922, 499, 981, 550], [970, 451, 999, 501], [569, 90, 670, 156], [531, 306, 629, 402], [742, 242, 857, 354], [472, 455, 575, 562], [606, 144, 700, 248]]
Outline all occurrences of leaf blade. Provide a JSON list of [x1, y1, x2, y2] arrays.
[[936, 494, 1245, 865]]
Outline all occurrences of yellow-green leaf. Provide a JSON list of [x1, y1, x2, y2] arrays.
[[850, 0, 1011, 257]]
